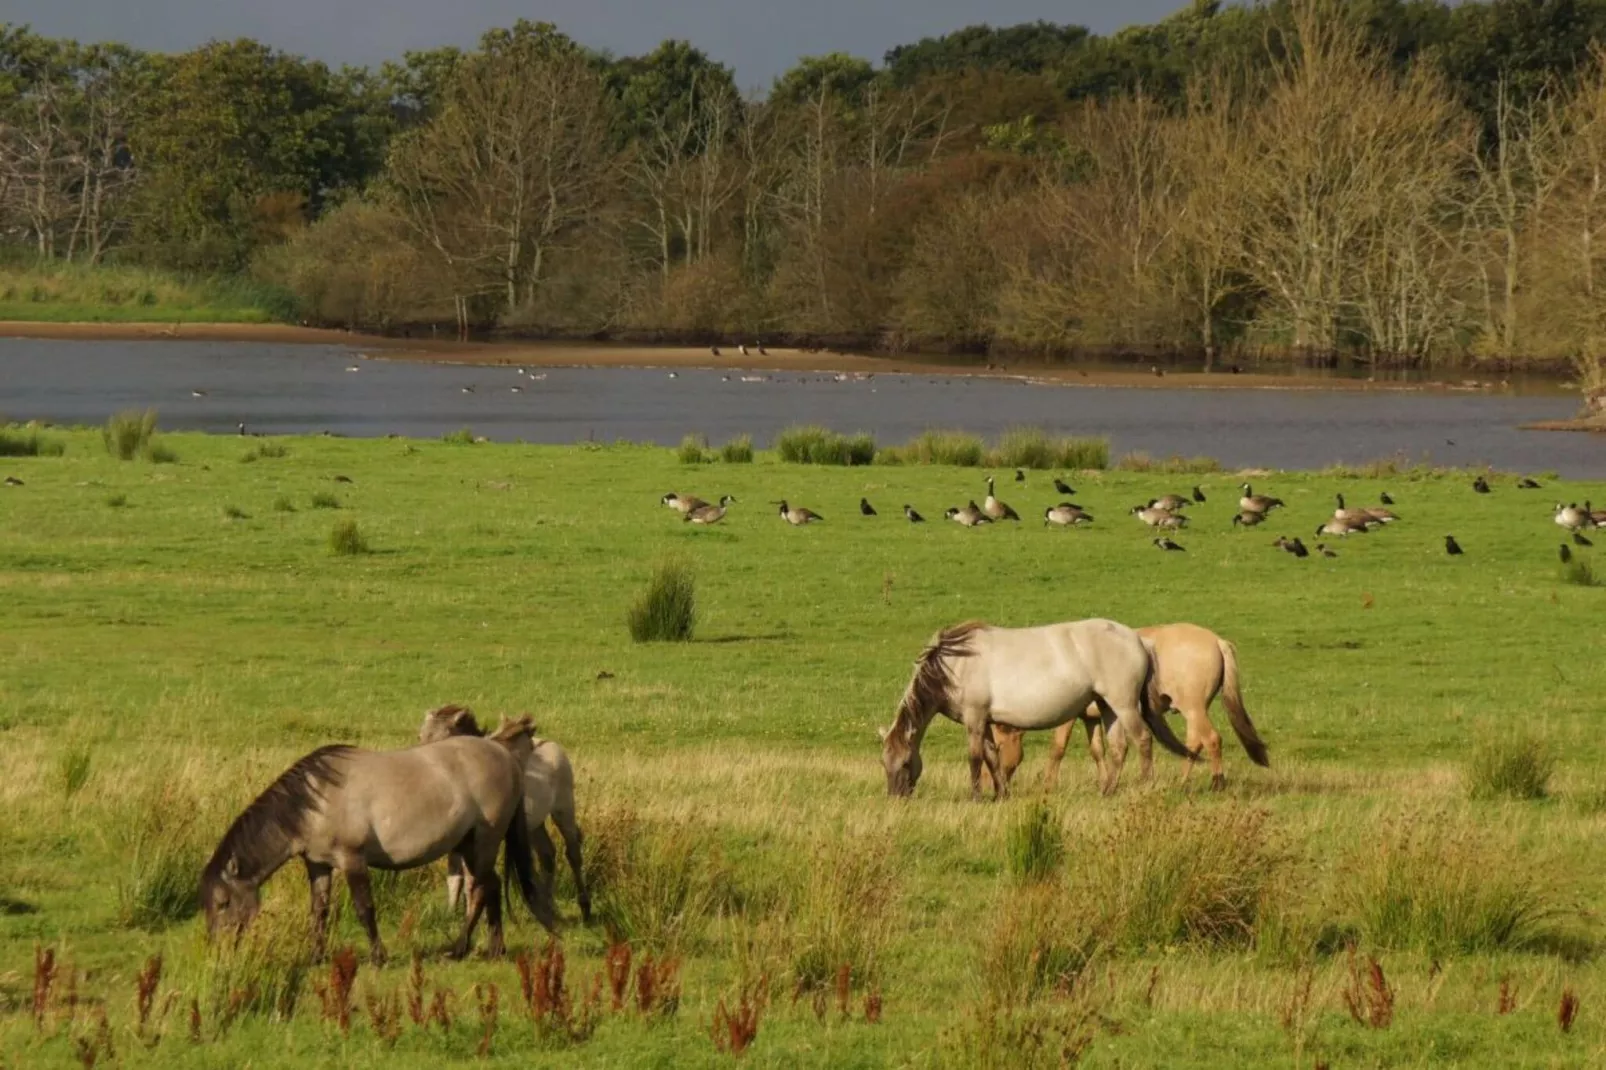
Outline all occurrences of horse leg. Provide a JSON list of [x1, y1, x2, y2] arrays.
[[445, 853, 465, 913], [1138, 721, 1155, 783], [1082, 716, 1105, 787], [1184, 703, 1226, 790], [1043, 721, 1072, 792], [531, 823, 558, 898], [551, 808, 591, 924], [305, 860, 333, 960], [481, 870, 505, 958], [453, 874, 487, 960], [1098, 713, 1133, 796], [345, 864, 387, 966], [968, 723, 1002, 802]]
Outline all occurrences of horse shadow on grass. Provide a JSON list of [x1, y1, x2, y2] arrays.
[[696, 632, 795, 644]]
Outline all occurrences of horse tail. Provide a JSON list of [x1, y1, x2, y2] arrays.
[[1218, 638, 1269, 767], [1138, 637, 1197, 761], [503, 802, 557, 933]]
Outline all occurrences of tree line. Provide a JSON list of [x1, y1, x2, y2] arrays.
[[5, 0, 1606, 388]]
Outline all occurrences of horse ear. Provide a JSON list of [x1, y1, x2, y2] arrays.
[[876, 725, 890, 742], [223, 857, 239, 879], [450, 706, 474, 726]]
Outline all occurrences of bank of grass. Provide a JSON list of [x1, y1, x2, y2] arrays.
[[0, 260, 292, 323], [1, 430, 1604, 1066]]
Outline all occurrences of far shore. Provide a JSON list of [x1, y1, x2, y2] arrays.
[[0, 319, 1580, 400]]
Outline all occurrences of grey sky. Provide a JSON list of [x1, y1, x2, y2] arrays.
[[6, 1, 1186, 91]]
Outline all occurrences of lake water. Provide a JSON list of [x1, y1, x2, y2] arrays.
[[1, 338, 1600, 477]]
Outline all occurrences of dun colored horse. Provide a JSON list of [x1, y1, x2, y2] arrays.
[[990, 622, 1268, 792], [420, 705, 591, 924], [200, 737, 553, 965], [879, 618, 1196, 800]]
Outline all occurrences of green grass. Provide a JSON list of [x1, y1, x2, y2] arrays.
[[0, 425, 66, 457], [1, 432, 1604, 1066], [0, 260, 289, 323]]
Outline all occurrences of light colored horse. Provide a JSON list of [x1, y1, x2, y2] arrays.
[[200, 738, 554, 966], [879, 618, 1196, 800], [990, 622, 1268, 792], [419, 705, 591, 924]]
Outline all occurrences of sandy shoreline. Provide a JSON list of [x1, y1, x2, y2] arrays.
[[0, 319, 1569, 397]]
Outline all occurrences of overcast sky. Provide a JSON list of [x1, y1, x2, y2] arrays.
[[5, 1, 1185, 91]]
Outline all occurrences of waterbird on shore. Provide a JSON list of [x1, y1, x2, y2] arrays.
[[1054, 478, 1076, 496], [1044, 503, 1093, 527], [945, 502, 992, 527], [1379, 491, 1395, 505], [711, 346, 720, 356], [1232, 511, 1267, 528], [860, 498, 877, 516], [334, 475, 353, 484], [982, 476, 1019, 521], [739, 344, 749, 356], [1518, 477, 1542, 489], [757, 343, 767, 355], [459, 385, 474, 394], [777, 500, 823, 525], [1153, 536, 1185, 551], [1555, 503, 1589, 531], [190, 389, 208, 398], [1472, 476, 1491, 494], [1317, 543, 1338, 558], [686, 496, 735, 525], [1445, 534, 1465, 556], [237, 422, 247, 436], [1239, 483, 1283, 514], [667, 372, 678, 379], [903, 505, 926, 524], [510, 386, 522, 393], [345, 365, 360, 372]]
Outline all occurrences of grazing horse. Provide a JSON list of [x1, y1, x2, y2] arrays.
[[879, 618, 1196, 800], [419, 705, 591, 924], [989, 622, 1268, 792], [200, 738, 554, 966]]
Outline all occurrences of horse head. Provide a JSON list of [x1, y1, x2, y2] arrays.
[[419, 703, 480, 743], [201, 854, 260, 940], [878, 723, 923, 798]]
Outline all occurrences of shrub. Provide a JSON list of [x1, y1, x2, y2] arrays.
[[584, 807, 724, 955], [719, 435, 754, 464], [991, 428, 1109, 471], [442, 427, 475, 445], [0, 426, 65, 457], [103, 409, 158, 461], [1006, 802, 1065, 884], [1561, 559, 1601, 587], [1467, 730, 1555, 800], [117, 783, 206, 931], [1344, 811, 1558, 954], [776, 425, 876, 465], [329, 519, 369, 556], [627, 557, 696, 642], [677, 434, 709, 464], [310, 491, 340, 510], [784, 837, 899, 991]]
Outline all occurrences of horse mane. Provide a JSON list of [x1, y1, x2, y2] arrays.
[[893, 620, 986, 732], [489, 715, 537, 745], [428, 703, 483, 737], [202, 745, 356, 885]]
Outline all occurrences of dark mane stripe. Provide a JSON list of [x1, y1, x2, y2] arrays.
[[202, 745, 357, 884], [894, 620, 986, 731]]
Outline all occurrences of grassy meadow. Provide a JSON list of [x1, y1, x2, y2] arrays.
[[0, 261, 288, 324], [1, 423, 1605, 1067]]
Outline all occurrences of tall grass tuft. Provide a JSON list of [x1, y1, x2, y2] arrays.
[[981, 885, 1104, 1006], [0, 425, 66, 457], [117, 783, 207, 931], [991, 428, 1110, 471], [1561, 558, 1602, 587], [329, 518, 369, 556], [222, 504, 248, 521], [1467, 730, 1555, 800], [59, 746, 92, 798], [309, 491, 340, 509], [103, 409, 158, 461], [584, 807, 725, 955], [1005, 802, 1065, 884], [241, 442, 289, 463], [775, 425, 876, 465], [442, 427, 476, 445], [884, 429, 985, 467], [719, 434, 754, 464], [783, 837, 899, 992], [627, 557, 696, 642], [677, 434, 709, 464], [1345, 811, 1558, 954]]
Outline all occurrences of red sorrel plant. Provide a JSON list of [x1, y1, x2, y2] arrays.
[[606, 941, 632, 1011], [863, 988, 883, 1024], [1497, 976, 1515, 1015], [637, 954, 681, 1016], [407, 953, 427, 1026], [187, 999, 201, 1043], [1341, 950, 1394, 1029], [476, 983, 499, 1057], [1560, 988, 1580, 1033], [366, 989, 403, 1047], [135, 954, 163, 1040], [711, 985, 764, 1057], [316, 947, 359, 1032], [430, 988, 454, 1031], [835, 964, 852, 1020], [33, 945, 57, 1029]]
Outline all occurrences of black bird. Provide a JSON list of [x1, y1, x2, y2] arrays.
[[1518, 477, 1542, 489], [757, 343, 768, 356], [237, 422, 248, 436], [860, 497, 877, 516], [334, 475, 354, 484], [1575, 532, 1594, 547], [1379, 490, 1395, 506], [1153, 536, 1185, 552], [1054, 478, 1075, 496], [1445, 534, 1464, 556], [1316, 543, 1338, 558], [1560, 543, 1573, 564], [903, 504, 925, 524], [711, 345, 721, 356], [1014, 469, 1026, 483], [1192, 485, 1206, 503], [1472, 476, 1490, 494], [3, 476, 23, 486], [1275, 536, 1310, 558]]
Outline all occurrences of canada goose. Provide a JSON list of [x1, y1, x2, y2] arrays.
[[661, 492, 709, 515], [3, 476, 22, 486], [1151, 493, 1191, 512], [945, 502, 992, 527], [1379, 491, 1395, 506], [860, 498, 877, 516], [739, 344, 749, 356], [667, 372, 678, 379], [1518, 477, 1542, 489], [1054, 478, 1076, 496], [1316, 517, 1369, 538], [1152, 536, 1185, 552], [1472, 476, 1491, 494], [345, 365, 360, 373], [1192, 486, 1206, 503], [333, 475, 354, 484], [757, 343, 767, 355], [1334, 493, 1396, 525], [1575, 531, 1594, 547], [777, 500, 823, 525], [1588, 501, 1606, 526], [1445, 534, 1464, 556], [1231, 511, 1267, 528], [686, 495, 735, 525], [1239, 483, 1284, 514], [1132, 504, 1187, 528], [1014, 469, 1026, 483], [1044, 503, 1094, 527], [1555, 503, 1589, 531], [982, 477, 1020, 521], [1316, 543, 1338, 558], [904, 504, 926, 524], [1560, 543, 1573, 564]]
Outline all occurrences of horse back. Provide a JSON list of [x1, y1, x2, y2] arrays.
[[1136, 622, 1226, 705]]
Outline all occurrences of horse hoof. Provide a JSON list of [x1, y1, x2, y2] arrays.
[[1210, 775, 1226, 792], [370, 949, 389, 968]]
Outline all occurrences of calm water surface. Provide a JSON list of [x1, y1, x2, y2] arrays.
[[1, 339, 1600, 477]]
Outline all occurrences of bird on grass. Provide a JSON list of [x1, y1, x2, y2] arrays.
[[686, 496, 735, 525], [1560, 543, 1574, 564], [1274, 536, 1310, 558], [945, 503, 992, 527], [3, 476, 23, 487], [1232, 511, 1267, 529], [777, 500, 823, 525], [1518, 477, 1542, 489], [1044, 503, 1093, 527], [1445, 535, 1464, 556], [982, 477, 1020, 521], [860, 498, 877, 516], [334, 475, 354, 484], [1153, 536, 1185, 552], [1054, 478, 1076, 496], [903, 505, 926, 524], [1379, 490, 1395, 506], [1192, 486, 1207, 503], [1575, 531, 1594, 547], [1014, 469, 1026, 483], [1472, 476, 1491, 494], [1317, 543, 1338, 558]]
